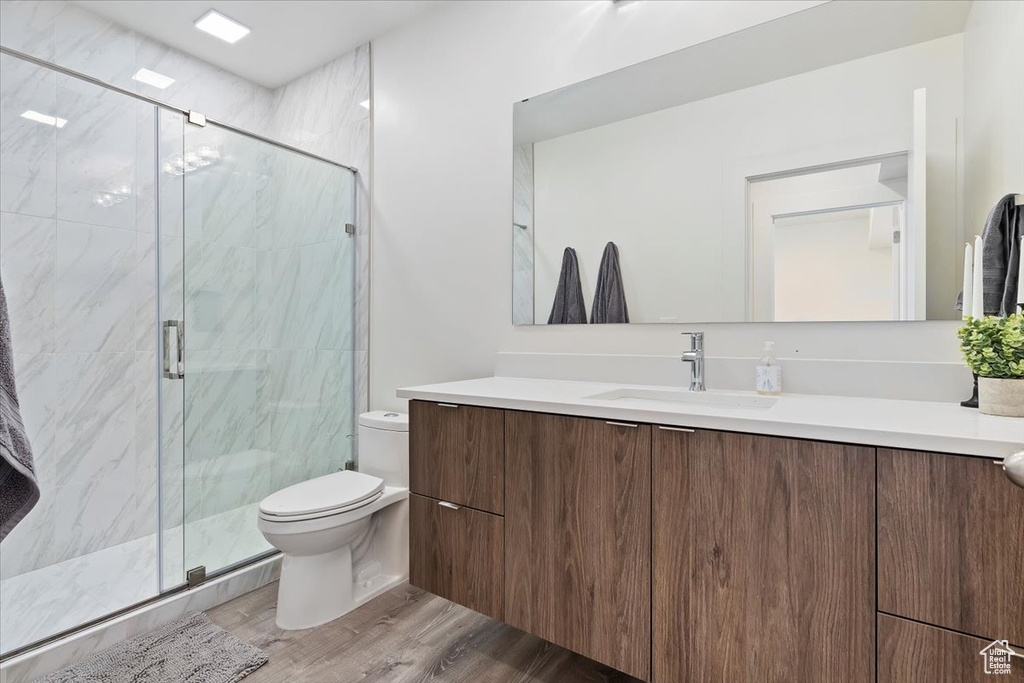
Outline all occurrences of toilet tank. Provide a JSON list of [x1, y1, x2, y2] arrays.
[[357, 411, 408, 487]]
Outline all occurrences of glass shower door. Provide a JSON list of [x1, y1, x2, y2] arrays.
[[0, 54, 185, 653], [156, 107, 187, 590], [180, 123, 356, 577]]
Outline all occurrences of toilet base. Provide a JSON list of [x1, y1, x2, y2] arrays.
[[276, 545, 354, 630]]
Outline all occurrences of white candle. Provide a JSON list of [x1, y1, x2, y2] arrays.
[[1017, 235, 1023, 313], [972, 235, 984, 317], [962, 242, 973, 319]]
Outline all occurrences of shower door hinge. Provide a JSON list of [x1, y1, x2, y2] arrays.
[[893, 230, 901, 244], [187, 110, 207, 127], [186, 566, 207, 588], [345, 223, 356, 236]]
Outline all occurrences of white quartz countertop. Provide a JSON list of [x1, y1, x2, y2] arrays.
[[397, 377, 1024, 459]]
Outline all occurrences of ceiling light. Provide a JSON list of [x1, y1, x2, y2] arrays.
[[20, 110, 67, 128], [133, 68, 175, 89], [359, 99, 370, 109], [194, 9, 250, 44]]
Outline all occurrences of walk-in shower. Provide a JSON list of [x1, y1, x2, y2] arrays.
[[0, 46, 357, 656]]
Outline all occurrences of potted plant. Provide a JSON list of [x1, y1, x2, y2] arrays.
[[958, 312, 1024, 417]]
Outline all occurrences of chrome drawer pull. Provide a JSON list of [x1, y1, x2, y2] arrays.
[[436, 403, 459, 408], [437, 501, 461, 510], [606, 421, 638, 428], [659, 426, 695, 433]]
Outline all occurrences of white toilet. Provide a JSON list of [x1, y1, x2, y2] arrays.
[[257, 411, 410, 630]]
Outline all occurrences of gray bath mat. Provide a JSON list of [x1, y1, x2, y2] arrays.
[[35, 612, 268, 683]]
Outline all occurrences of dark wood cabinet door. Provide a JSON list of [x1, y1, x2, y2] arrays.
[[652, 427, 875, 683], [878, 448, 1024, 645], [409, 400, 505, 514], [409, 493, 504, 621], [504, 412, 651, 681], [879, 614, 1024, 682]]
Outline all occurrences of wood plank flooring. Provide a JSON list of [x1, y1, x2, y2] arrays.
[[206, 582, 641, 683]]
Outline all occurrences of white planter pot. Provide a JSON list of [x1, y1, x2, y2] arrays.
[[978, 377, 1024, 417]]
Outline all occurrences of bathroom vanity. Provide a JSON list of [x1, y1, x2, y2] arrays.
[[399, 378, 1023, 683]]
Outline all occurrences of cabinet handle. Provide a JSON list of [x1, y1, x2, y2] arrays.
[[996, 451, 1024, 489], [436, 403, 459, 408], [606, 421, 638, 428], [437, 500, 461, 510], [658, 426, 695, 433]]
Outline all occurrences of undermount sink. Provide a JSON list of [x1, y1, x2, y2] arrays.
[[586, 387, 778, 409]]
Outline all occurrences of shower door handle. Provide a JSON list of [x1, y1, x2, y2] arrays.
[[162, 320, 184, 379]]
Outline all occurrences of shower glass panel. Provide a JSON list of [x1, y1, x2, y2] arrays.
[[0, 46, 354, 657], [180, 124, 356, 577], [157, 108, 187, 590], [0, 54, 184, 653]]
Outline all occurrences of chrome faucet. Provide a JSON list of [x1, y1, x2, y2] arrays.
[[680, 332, 706, 392]]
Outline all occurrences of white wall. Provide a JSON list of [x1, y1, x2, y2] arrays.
[[531, 35, 959, 324], [773, 214, 894, 322], [964, 0, 1024, 237], [371, 0, 970, 413]]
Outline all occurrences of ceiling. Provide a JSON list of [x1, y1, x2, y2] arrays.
[[514, 0, 973, 145], [73, 0, 448, 88]]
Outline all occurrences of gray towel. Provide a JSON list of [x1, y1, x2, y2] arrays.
[[590, 242, 629, 324], [981, 193, 1023, 316], [0, 273, 38, 542], [547, 247, 587, 324]]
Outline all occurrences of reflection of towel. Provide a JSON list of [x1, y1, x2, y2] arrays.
[[0, 274, 38, 542], [591, 242, 629, 324], [547, 248, 587, 324], [981, 193, 1023, 316]]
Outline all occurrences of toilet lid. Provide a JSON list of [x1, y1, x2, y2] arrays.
[[259, 470, 385, 518]]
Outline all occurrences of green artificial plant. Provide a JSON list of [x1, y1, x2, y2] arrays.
[[958, 312, 1024, 379]]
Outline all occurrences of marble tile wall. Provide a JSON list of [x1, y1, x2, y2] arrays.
[[264, 45, 371, 425], [0, 0, 371, 591], [0, 52, 159, 580], [513, 144, 535, 325]]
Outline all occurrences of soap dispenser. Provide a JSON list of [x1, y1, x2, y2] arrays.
[[756, 342, 782, 395]]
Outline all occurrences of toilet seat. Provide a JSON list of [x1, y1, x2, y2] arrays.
[[259, 470, 385, 522]]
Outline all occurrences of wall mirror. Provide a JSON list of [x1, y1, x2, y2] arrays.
[[512, 0, 1022, 325]]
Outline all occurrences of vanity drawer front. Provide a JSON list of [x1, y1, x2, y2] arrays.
[[409, 400, 505, 514], [878, 449, 1024, 645], [409, 493, 504, 621], [878, 614, 1024, 682]]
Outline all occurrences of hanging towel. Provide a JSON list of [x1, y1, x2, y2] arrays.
[[547, 247, 588, 324], [591, 242, 629, 324], [0, 273, 38, 542], [981, 193, 1023, 316]]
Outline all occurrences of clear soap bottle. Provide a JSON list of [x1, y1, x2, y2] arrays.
[[756, 342, 782, 396]]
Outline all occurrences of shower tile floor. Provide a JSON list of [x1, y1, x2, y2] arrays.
[[0, 504, 270, 654]]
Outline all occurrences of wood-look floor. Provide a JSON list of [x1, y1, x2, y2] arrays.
[[206, 582, 641, 683]]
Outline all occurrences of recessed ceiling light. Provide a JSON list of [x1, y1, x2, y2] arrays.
[[21, 110, 67, 128], [194, 9, 250, 44], [133, 68, 175, 89], [359, 99, 370, 109]]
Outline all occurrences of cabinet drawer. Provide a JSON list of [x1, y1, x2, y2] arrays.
[[879, 614, 1024, 682], [409, 493, 503, 621], [409, 400, 504, 514], [878, 449, 1024, 645]]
